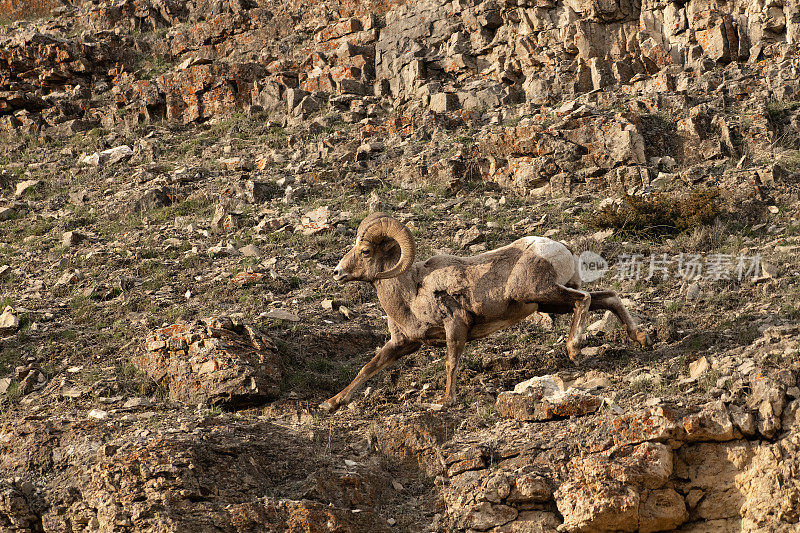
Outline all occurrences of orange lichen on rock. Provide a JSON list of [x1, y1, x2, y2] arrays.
[[0, 0, 58, 21], [136, 317, 281, 407]]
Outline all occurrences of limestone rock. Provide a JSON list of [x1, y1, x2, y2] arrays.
[[0, 306, 19, 334], [0, 479, 41, 531], [81, 145, 133, 166], [689, 356, 710, 379], [260, 309, 300, 321], [458, 225, 484, 248], [738, 436, 800, 528], [587, 310, 616, 336], [430, 92, 459, 112], [463, 502, 518, 531], [730, 404, 757, 438], [61, 230, 86, 248], [14, 179, 40, 197], [639, 488, 689, 533], [748, 374, 786, 439], [135, 318, 281, 407], [682, 401, 736, 442], [238, 244, 262, 257], [300, 206, 333, 235], [696, 14, 738, 63], [556, 442, 685, 532], [508, 473, 553, 503], [496, 376, 602, 421], [0, 413, 391, 533], [376, 412, 448, 476], [556, 479, 640, 532], [210, 202, 241, 233], [132, 187, 172, 213], [219, 156, 253, 171]]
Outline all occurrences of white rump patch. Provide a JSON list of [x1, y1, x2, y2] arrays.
[[522, 236, 575, 285]]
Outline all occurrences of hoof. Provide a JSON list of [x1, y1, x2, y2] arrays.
[[566, 347, 582, 365], [433, 394, 454, 407], [638, 331, 653, 349], [319, 400, 338, 413]]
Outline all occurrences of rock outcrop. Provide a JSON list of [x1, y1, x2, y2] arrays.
[[137, 317, 281, 407], [1, 0, 800, 532], [438, 396, 800, 532], [0, 410, 393, 532], [1, 0, 797, 199]]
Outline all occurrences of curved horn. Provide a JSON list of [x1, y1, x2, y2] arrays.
[[361, 217, 416, 280], [356, 212, 388, 240]]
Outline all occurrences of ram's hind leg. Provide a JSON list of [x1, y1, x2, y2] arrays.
[[533, 285, 591, 363], [590, 290, 652, 348]]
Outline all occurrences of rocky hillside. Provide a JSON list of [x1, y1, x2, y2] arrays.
[[1, 0, 799, 531]]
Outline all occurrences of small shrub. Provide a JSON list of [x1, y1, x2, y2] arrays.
[[642, 112, 673, 130], [765, 100, 800, 124], [780, 150, 800, 172], [587, 189, 721, 237], [3, 379, 21, 400], [630, 376, 654, 394], [699, 369, 720, 393]]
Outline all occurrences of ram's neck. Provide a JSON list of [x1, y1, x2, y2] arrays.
[[373, 270, 417, 331]]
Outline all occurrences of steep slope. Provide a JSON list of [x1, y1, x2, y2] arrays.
[[0, 0, 799, 531]]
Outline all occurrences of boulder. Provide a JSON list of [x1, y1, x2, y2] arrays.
[[682, 400, 736, 442], [80, 145, 133, 166], [695, 13, 738, 63], [0, 306, 19, 334], [496, 376, 603, 421], [132, 187, 172, 213], [555, 442, 686, 532], [14, 180, 40, 197], [299, 206, 333, 235], [639, 488, 689, 533], [61, 230, 86, 248], [430, 92, 460, 112], [748, 374, 787, 439], [136, 317, 281, 407], [210, 201, 241, 233]]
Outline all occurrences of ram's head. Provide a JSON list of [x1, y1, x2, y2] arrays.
[[333, 213, 416, 282]]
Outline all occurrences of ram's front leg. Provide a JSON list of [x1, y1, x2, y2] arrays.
[[435, 319, 469, 407], [320, 339, 421, 413]]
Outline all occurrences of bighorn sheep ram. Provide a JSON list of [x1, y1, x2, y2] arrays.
[[321, 212, 651, 412]]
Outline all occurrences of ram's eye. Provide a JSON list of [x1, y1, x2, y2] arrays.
[[360, 248, 371, 256]]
